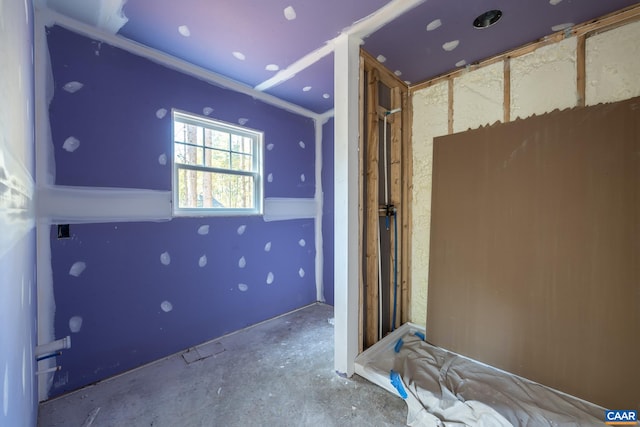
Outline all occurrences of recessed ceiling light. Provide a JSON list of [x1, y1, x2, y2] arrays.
[[473, 10, 502, 29]]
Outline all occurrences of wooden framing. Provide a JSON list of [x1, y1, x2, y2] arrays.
[[409, 3, 640, 94], [576, 35, 586, 107], [447, 78, 454, 134], [360, 51, 411, 347], [503, 58, 511, 123], [364, 67, 380, 348], [358, 56, 365, 354], [400, 89, 412, 325]]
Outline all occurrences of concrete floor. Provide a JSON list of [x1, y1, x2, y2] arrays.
[[38, 303, 408, 427]]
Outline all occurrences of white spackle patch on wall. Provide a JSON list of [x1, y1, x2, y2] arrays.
[[198, 255, 207, 268], [158, 153, 167, 165], [237, 225, 246, 235], [160, 301, 173, 312], [298, 238, 306, 247], [68, 316, 83, 333], [411, 80, 449, 327], [298, 268, 305, 278], [455, 60, 466, 68], [303, 86, 312, 92], [68, 261, 86, 277], [376, 55, 386, 63], [265, 64, 279, 71], [238, 256, 246, 268], [551, 22, 573, 32], [586, 20, 640, 106], [267, 143, 274, 151], [203, 107, 214, 116], [453, 61, 503, 133], [266, 272, 274, 285], [62, 81, 83, 93], [62, 136, 80, 152], [323, 93, 330, 99], [394, 70, 402, 77], [284, 6, 296, 21], [155, 108, 167, 119], [300, 174, 306, 182], [238, 283, 248, 292], [426, 19, 442, 31], [549, 0, 563, 4], [267, 173, 273, 183], [511, 37, 577, 120], [442, 40, 459, 52], [232, 51, 246, 61], [178, 25, 190, 37], [198, 225, 209, 235], [264, 241, 272, 252], [160, 251, 171, 266], [238, 118, 249, 125], [298, 141, 305, 149]]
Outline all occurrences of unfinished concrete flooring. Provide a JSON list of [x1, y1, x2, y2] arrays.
[[38, 303, 407, 427]]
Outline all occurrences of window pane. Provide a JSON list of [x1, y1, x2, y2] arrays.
[[174, 122, 186, 143], [206, 148, 230, 169], [231, 153, 253, 172], [177, 168, 254, 210], [185, 124, 203, 146], [242, 137, 253, 155], [231, 134, 244, 153], [174, 143, 186, 164], [210, 129, 230, 150], [179, 144, 199, 166]]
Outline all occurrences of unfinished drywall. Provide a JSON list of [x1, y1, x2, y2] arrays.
[[511, 37, 577, 120], [43, 24, 318, 397], [427, 97, 640, 410], [411, 18, 640, 327], [586, 20, 640, 105], [0, 0, 37, 425], [453, 62, 503, 133], [322, 118, 335, 305], [410, 82, 448, 326]]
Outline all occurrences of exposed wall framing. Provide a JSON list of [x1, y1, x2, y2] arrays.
[[360, 49, 411, 348]]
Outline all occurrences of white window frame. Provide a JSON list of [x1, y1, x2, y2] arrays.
[[171, 110, 263, 216]]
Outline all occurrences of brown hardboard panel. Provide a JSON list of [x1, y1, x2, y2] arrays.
[[427, 97, 640, 410]]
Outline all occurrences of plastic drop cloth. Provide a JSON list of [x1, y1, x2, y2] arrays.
[[357, 329, 604, 427]]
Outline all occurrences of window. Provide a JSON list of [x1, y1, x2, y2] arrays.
[[172, 111, 263, 216]]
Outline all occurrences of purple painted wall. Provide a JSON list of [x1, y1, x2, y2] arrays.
[[322, 118, 334, 306], [0, 0, 37, 425], [47, 25, 317, 396]]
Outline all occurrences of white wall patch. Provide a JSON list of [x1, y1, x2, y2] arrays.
[[551, 22, 573, 32], [198, 255, 207, 267], [299, 268, 305, 278], [442, 40, 460, 51], [322, 93, 330, 99], [68, 261, 86, 277], [300, 174, 306, 182], [549, 0, 563, 5], [376, 55, 387, 63], [62, 81, 83, 93], [68, 316, 83, 333], [155, 108, 167, 119], [284, 6, 297, 21], [267, 173, 274, 183], [455, 60, 467, 67], [298, 141, 305, 149], [158, 153, 167, 165], [160, 301, 173, 312], [427, 19, 442, 31], [238, 283, 248, 292], [298, 239, 306, 247], [266, 272, 274, 285], [267, 143, 275, 151], [238, 256, 246, 268], [238, 118, 249, 125], [197, 225, 209, 235], [302, 86, 312, 92], [62, 136, 80, 152], [160, 251, 171, 266], [203, 107, 214, 116], [264, 241, 272, 252], [237, 225, 246, 235], [232, 51, 246, 61], [265, 64, 279, 71], [178, 25, 191, 37]]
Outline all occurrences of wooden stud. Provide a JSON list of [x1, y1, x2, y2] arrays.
[[390, 86, 403, 330], [577, 34, 586, 107], [361, 48, 408, 89], [400, 90, 413, 325], [365, 68, 380, 348], [448, 78, 454, 134], [503, 58, 511, 123]]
